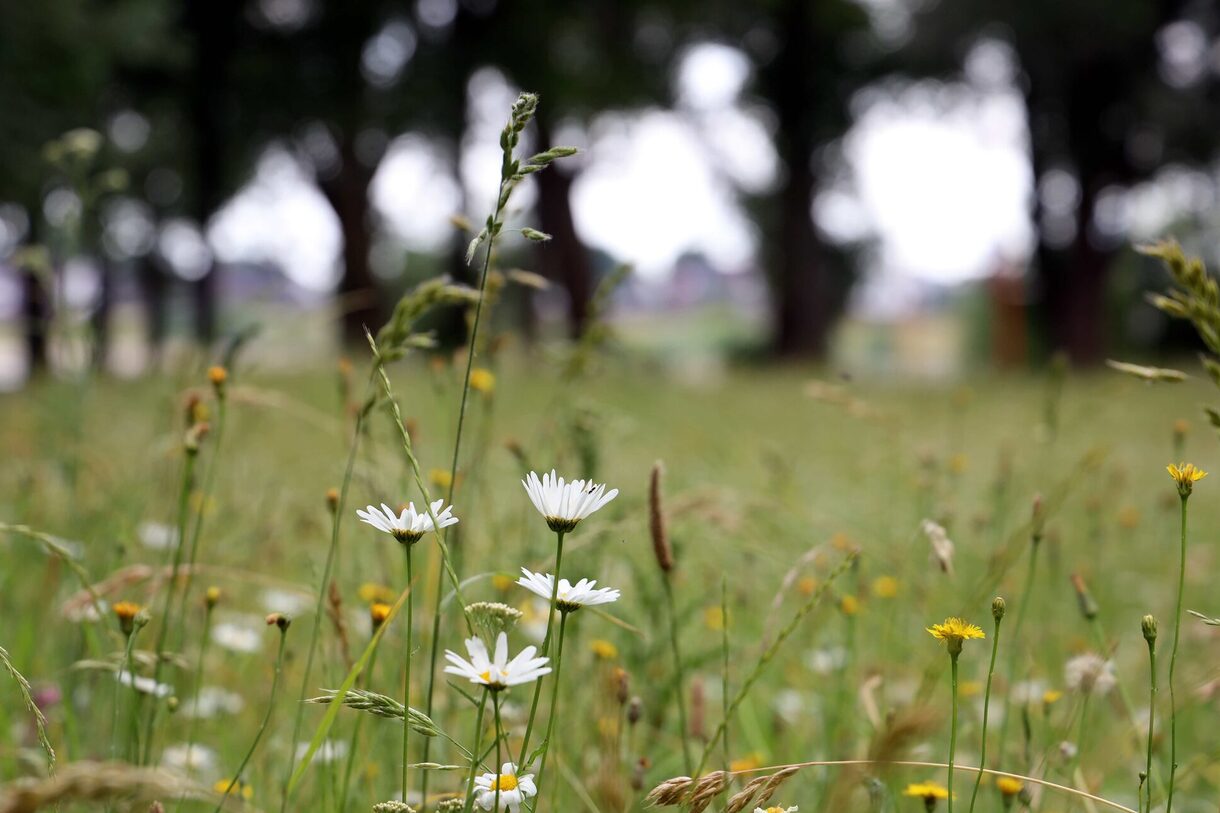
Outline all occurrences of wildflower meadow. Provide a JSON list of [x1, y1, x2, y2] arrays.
[[4, 95, 1220, 813]]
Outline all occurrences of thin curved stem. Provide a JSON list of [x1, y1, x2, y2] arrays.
[[493, 691, 504, 813], [533, 611, 568, 805], [948, 653, 959, 813], [663, 577, 692, 775], [462, 689, 490, 813], [174, 604, 215, 813], [174, 397, 227, 647], [1166, 495, 1188, 813], [968, 614, 1003, 813], [402, 543, 414, 802], [215, 629, 288, 813], [339, 646, 380, 812], [110, 632, 137, 761], [996, 539, 1040, 766], [517, 531, 565, 768], [1143, 641, 1157, 813]]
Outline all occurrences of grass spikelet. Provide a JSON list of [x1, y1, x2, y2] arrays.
[[649, 460, 673, 573], [305, 688, 441, 735], [0, 761, 209, 813], [644, 775, 693, 806], [685, 770, 728, 813], [0, 645, 54, 772]]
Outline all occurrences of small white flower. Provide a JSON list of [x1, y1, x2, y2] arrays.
[[521, 470, 618, 532], [443, 632, 550, 690], [184, 686, 245, 719], [212, 621, 263, 654], [754, 806, 798, 813], [162, 743, 217, 774], [516, 568, 620, 613], [357, 500, 458, 542], [117, 670, 172, 698], [1065, 653, 1116, 696], [474, 762, 537, 813], [138, 521, 179, 551], [262, 588, 311, 616], [806, 646, 847, 675]]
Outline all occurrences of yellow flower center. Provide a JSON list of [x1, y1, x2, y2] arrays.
[[480, 670, 492, 683], [492, 774, 518, 792]]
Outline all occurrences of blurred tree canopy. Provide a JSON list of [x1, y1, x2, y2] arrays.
[[1, 0, 1219, 369]]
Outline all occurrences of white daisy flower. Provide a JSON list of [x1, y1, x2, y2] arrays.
[[211, 621, 263, 654], [162, 743, 217, 774], [516, 568, 620, 613], [474, 762, 537, 813], [754, 806, 798, 813], [357, 499, 459, 543], [117, 670, 172, 698], [521, 470, 618, 532], [183, 686, 245, 719], [443, 632, 550, 691], [137, 521, 179, 551], [1065, 653, 1117, 696]]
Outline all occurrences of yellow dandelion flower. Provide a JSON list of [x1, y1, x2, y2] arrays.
[[958, 680, 983, 697], [729, 753, 763, 772], [491, 574, 513, 592], [904, 781, 951, 801], [704, 606, 725, 631], [358, 583, 395, 605], [429, 468, 454, 491], [590, 639, 619, 660], [370, 602, 392, 629], [948, 453, 968, 475], [927, 617, 985, 654], [996, 776, 1023, 797], [840, 595, 859, 616], [207, 365, 228, 387], [469, 368, 495, 395], [1168, 462, 1207, 496], [797, 576, 818, 596], [830, 531, 853, 551], [872, 575, 899, 599], [214, 779, 254, 800], [1042, 689, 1063, 705]]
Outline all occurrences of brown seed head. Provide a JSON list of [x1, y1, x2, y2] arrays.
[[649, 460, 674, 573]]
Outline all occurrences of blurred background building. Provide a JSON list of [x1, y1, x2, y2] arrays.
[[1, 0, 1219, 386]]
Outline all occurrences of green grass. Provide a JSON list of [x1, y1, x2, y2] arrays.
[[1, 352, 1217, 813]]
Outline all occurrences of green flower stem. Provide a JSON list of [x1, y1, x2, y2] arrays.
[[142, 449, 198, 764], [968, 613, 1003, 813], [280, 371, 374, 813], [110, 630, 138, 761], [663, 575, 693, 775], [173, 395, 227, 647], [1166, 494, 1188, 813], [1076, 693, 1091, 775], [996, 538, 1040, 766], [517, 530, 565, 768], [215, 626, 288, 813], [532, 610, 569, 807], [948, 652, 960, 813], [175, 602, 215, 813], [402, 542, 415, 802], [1143, 637, 1157, 813], [462, 689, 490, 813], [492, 691, 504, 813]]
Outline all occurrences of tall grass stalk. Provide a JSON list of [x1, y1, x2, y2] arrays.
[[142, 446, 199, 764], [402, 542, 415, 801], [216, 620, 289, 813], [279, 372, 374, 813], [1141, 615, 1157, 813], [110, 628, 139, 761], [338, 645, 380, 812], [995, 521, 1042, 768], [968, 598, 1005, 813], [177, 596, 216, 813]]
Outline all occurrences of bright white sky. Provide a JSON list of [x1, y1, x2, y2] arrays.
[[205, 42, 1040, 296]]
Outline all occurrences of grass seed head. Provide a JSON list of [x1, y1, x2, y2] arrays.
[[649, 461, 674, 573]]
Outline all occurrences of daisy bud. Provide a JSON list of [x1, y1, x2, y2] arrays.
[[1030, 493, 1045, 544], [1142, 614, 1158, 645], [612, 667, 630, 705], [372, 802, 415, 813], [466, 601, 523, 642], [325, 487, 340, 513], [627, 696, 643, 725], [992, 596, 1006, 622], [205, 586, 221, 609], [1070, 573, 1098, 621], [649, 461, 674, 573], [435, 801, 463, 813], [265, 613, 291, 631]]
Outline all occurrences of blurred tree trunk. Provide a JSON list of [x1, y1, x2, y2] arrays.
[[535, 118, 592, 339], [766, 0, 830, 358], [22, 268, 47, 374], [186, 0, 237, 346], [90, 256, 113, 369], [320, 137, 378, 349], [1034, 185, 1110, 364], [137, 252, 168, 367]]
